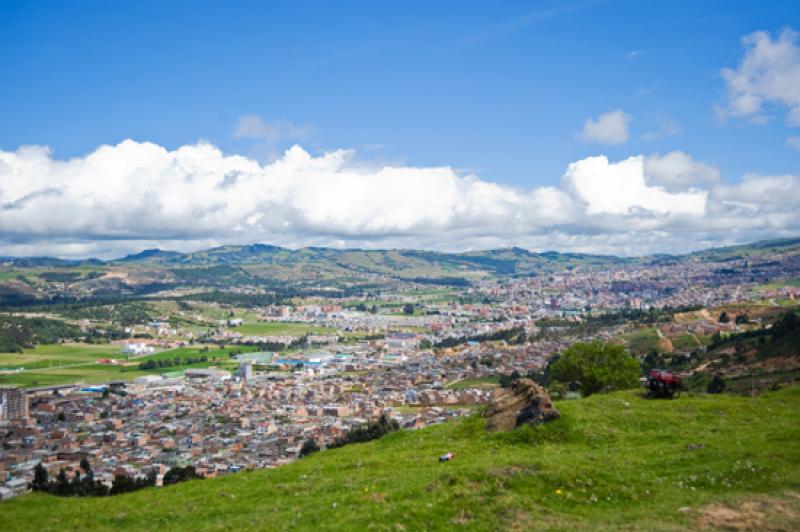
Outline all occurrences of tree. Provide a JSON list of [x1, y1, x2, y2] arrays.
[[110, 473, 135, 495], [80, 458, 94, 482], [163, 465, 200, 486], [549, 341, 640, 397], [402, 303, 415, 315], [735, 313, 750, 325], [55, 468, 70, 496], [32, 463, 49, 492], [719, 311, 730, 323], [707, 374, 726, 394], [299, 437, 320, 458]]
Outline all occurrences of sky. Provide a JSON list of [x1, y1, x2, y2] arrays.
[[0, 0, 799, 258]]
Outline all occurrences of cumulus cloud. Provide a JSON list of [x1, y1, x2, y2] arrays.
[[0, 139, 797, 258], [579, 109, 632, 145], [644, 151, 720, 191], [718, 28, 800, 125], [563, 155, 706, 216]]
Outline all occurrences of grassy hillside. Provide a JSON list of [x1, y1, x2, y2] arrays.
[[2, 387, 799, 530]]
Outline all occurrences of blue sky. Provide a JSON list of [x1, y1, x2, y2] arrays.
[[1, 0, 797, 185], [0, 1, 799, 257]]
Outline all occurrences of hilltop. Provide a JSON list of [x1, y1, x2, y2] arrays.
[[2, 387, 799, 531], [1, 236, 799, 307]]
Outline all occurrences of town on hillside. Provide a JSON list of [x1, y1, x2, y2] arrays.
[[1, 240, 799, 499]]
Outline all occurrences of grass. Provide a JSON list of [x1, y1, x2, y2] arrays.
[[671, 332, 701, 351], [0, 343, 121, 368], [754, 278, 800, 291], [2, 387, 799, 530], [622, 327, 661, 355], [446, 375, 501, 390], [0, 345, 254, 388]]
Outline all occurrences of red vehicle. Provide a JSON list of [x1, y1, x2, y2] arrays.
[[645, 369, 683, 398]]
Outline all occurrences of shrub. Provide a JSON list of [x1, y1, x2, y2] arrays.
[[707, 374, 726, 394], [299, 438, 320, 458], [549, 341, 640, 397]]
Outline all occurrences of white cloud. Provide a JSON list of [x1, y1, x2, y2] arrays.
[[0, 140, 796, 258], [579, 109, 632, 145], [788, 136, 800, 152], [563, 155, 706, 216], [718, 28, 800, 125], [644, 151, 720, 191]]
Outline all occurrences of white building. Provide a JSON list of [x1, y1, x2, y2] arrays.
[[122, 342, 155, 356]]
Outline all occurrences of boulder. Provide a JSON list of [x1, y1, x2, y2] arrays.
[[484, 378, 560, 431]]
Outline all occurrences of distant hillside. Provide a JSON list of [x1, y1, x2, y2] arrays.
[[1, 236, 799, 306], [106, 243, 632, 277], [687, 237, 800, 262], [2, 388, 798, 530]]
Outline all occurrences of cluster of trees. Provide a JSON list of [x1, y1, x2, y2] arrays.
[[31, 460, 155, 497], [234, 336, 309, 352], [38, 271, 87, 283], [138, 355, 209, 370], [0, 316, 82, 352], [433, 326, 526, 348], [162, 465, 201, 486], [709, 311, 799, 358], [327, 414, 399, 450], [32, 461, 201, 497], [58, 301, 153, 326], [640, 350, 703, 374], [299, 415, 400, 458]]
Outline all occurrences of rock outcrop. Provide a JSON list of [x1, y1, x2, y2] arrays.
[[484, 378, 560, 431]]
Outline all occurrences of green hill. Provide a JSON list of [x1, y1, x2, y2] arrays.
[[3, 387, 799, 530]]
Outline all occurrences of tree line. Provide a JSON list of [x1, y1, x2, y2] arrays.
[[31, 460, 201, 497]]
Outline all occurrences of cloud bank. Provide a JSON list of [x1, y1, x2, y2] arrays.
[[0, 140, 797, 258]]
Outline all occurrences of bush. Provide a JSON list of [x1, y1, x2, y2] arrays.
[[163, 465, 201, 486], [707, 374, 726, 394], [549, 341, 640, 397], [299, 438, 320, 458], [328, 414, 399, 449]]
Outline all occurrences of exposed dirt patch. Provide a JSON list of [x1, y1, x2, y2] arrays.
[[658, 336, 674, 353], [696, 492, 800, 530]]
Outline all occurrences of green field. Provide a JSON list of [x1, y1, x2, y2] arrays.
[[0, 343, 122, 368], [233, 321, 336, 336], [671, 332, 702, 351], [621, 327, 662, 355], [754, 278, 800, 291], [3, 387, 799, 530], [446, 375, 501, 390], [0, 345, 254, 388]]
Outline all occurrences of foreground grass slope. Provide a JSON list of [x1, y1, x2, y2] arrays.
[[3, 388, 800, 530]]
